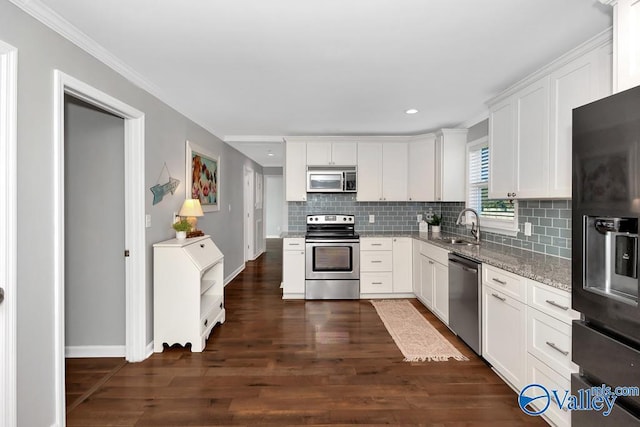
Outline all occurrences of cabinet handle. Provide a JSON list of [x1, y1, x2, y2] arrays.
[[200, 244, 205, 248], [371, 243, 382, 246], [289, 243, 300, 246], [491, 293, 506, 302], [204, 319, 208, 326], [371, 260, 382, 263], [546, 341, 569, 356], [372, 282, 383, 285], [545, 299, 569, 311], [300, 252, 304, 255], [492, 278, 507, 285], [428, 260, 434, 265]]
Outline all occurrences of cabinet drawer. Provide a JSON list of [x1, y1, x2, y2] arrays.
[[527, 280, 579, 324], [527, 308, 577, 377], [360, 251, 392, 271], [200, 298, 223, 335], [360, 272, 393, 293], [360, 238, 392, 251], [526, 353, 571, 427], [417, 241, 449, 265], [283, 238, 305, 250], [483, 264, 526, 302]]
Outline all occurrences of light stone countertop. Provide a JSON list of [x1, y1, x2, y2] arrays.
[[360, 231, 571, 292], [280, 231, 571, 292]]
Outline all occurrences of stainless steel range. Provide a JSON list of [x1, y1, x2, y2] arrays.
[[305, 214, 360, 299]]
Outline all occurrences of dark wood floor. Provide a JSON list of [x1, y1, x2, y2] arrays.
[[66, 238, 545, 426]]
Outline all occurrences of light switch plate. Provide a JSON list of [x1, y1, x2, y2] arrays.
[[369, 214, 375, 223], [417, 214, 422, 222], [145, 214, 151, 228], [524, 222, 532, 236]]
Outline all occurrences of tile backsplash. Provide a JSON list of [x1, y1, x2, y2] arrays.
[[288, 194, 572, 260]]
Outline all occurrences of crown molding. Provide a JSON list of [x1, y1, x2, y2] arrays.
[[459, 110, 489, 128], [7, 0, 223, 138], [487, 27, 613, 106]]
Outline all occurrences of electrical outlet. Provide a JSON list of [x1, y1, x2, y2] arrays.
[[369, 214, 375, 223], [417, 214, 422, 222], [145, 214, 152, 228], [524, 222, 532, 236]]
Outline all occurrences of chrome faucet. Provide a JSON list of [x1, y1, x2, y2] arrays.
[[456, 208, 481, 243]]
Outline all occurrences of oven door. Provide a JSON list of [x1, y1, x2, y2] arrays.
[[305, 241, 360, 281]]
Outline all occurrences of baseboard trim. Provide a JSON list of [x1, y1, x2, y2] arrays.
[[145, 341, 154, 359], [65, 345, 125, 358], [224, 263, 245, 286]]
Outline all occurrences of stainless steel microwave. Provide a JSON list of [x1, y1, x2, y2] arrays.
[[306, 167, 357, 193]]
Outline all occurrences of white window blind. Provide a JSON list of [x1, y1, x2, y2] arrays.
[[467, 138, 517, 234]]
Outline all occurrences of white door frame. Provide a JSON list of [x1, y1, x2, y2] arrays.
[[244, 166, 254, 261], [0, 39, 18, 427], [53, 70, 147, 426]]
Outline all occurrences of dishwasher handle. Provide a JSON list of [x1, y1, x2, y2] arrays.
[[449, 257, 478, 273]]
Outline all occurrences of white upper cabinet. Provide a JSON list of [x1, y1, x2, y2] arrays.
[[306, 141, 357, 166], [408, 135, 436, 201], [488, 30, 612, 199], [356, 142, 383, 201], [548, 44, 612, 197], [382, 143, 408, 201], [284, 141, 306, 201], [435, 129, 468, 201], [516, 77, 550, 199], [488, 98, 516, 199], [357, 141, 408, 201], [601, 0, 640, 92]]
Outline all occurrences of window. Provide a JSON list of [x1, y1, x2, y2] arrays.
[[466, 137, 518, 235]]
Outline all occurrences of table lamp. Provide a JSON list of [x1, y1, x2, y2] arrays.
[[179, 198, 204, 232]]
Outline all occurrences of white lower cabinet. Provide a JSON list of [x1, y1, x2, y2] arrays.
[[432, 261, 449, 324], [482, 282, 527, 391], [360, 237, 413, 297], [392, 237, 413, 293], [413, 240, 449, 324], [481, 265, 578, 427], [524, 281, 579, 427], [282, 238, 305, 299], [526, 353, 572, 427]]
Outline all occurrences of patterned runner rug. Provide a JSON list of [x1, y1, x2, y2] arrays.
[[371, 299, 468, 362]]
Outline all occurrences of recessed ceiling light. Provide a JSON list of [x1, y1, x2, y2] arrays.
[[405, 108, 419, 114]]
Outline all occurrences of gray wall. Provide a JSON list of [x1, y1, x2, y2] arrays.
[[64, 96, 126, 348], [0, 2, 261, 425]]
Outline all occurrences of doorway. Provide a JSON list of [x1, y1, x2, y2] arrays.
[[265, 175, 285, 237], [0, 39, 17, 427], [52, 71, 146, 426], [64, 96, 125, 359], [244, 166, 255, 261]]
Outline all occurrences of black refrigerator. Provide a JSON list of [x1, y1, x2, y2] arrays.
[[572, 84, 640, 426]]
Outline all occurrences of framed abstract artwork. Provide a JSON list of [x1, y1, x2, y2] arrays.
[[186, 140, 220, 212]]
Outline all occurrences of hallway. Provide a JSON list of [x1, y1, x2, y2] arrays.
[[66, 239, 543, 426]]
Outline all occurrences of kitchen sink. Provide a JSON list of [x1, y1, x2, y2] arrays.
[[437, 237, 480, 246]]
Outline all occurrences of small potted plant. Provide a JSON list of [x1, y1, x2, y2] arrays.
[[172, 218, 191, 240], [428, 214, 442, 234]]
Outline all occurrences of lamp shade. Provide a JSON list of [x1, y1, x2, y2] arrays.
[[179, 199, 204, 217]]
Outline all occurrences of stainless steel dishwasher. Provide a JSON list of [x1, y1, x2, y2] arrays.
[[448, 253, 482, 355]]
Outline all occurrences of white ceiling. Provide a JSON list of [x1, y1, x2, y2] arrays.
[[30, 0, 611, 166]]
